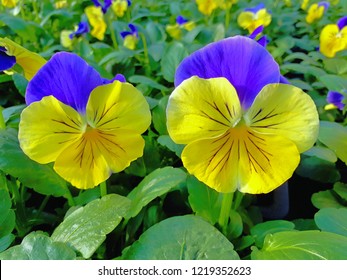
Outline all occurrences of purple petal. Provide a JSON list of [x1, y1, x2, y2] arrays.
[[249, 25, 264, 39], [103, 73, 126, 84], [91, 0, 101, 7], [337, 16, 347, 30], [244, 3, 265, 13], [26, 52, 104, 113], [175, 36, 280, 109], [120, 31, 132, 38], [127, 0, 131, 6], [318, 1, 330, 10], [257, 35, 268, 47], [279, 75, 289, 84], [129, 23, 138, 36], [327, 91, 344, 110], [176, 15, 188, 25], [69, 22, 90, 39], [0, 49, 16, 71]]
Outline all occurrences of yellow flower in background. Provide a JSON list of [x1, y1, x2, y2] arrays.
[[217, 0, 238, 10], [121, 24, 138, 50], [0, 38, 46, 80], [237, 3, 272, 34], [320, 16, 347, 58], [196, 0, 218, 16], [112, 0, 131, 17], [284, 0, 292, 7], [60, 31, 73, 49], [1, 0, 18, 8], [19, 52, 151, 190], [306, 2, 329, 24], [166, 15, 196, 40], [55, 0, 68, 9], [85, 6, 107, 40], [301, 0, 310, 10]]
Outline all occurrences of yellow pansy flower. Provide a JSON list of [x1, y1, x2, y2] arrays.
[[85, 6, 107, 41], [112, 0, 131, 17], [121, 24, 138, 50], [167, 36, 319, 194], [306, 2, 329, 24], [19, 52, 151, 190], [1, 0, 18, 8], [166, 15, 196, 40], [0, 37, 46, 80], [217, 0, 238, 10], [320, 16, 347, 58], [301, 0, 310, 10], [196, 0, 218, 16], [55, 0, 68, 9], [237, 3, 272, 34]]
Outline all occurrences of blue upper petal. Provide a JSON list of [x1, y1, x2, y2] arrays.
[[244, 3, 265, 13], [337, 16, 347, 30], [26, 52, 104, 113], [175, 36, 281, 110], [0, 47, 16, 71], [327, 91, 344, 110], [176, 15, 188, 25], [69, 22, 90, 39]]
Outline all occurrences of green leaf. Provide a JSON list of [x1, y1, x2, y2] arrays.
[[186, 175, 223, 224], [295, 156, 340, 183], [0, 232, 76, 260], [0, 234, 15, 253], [303, 146, 337, 163], [157, 135, 184, 157], [0, 189, 15, 238], [161, 42, 188, 82], [128, 75, 168, 91], [323, 58, 347, 75], [318, 121, 347, 164], [152, 96, 169, 135], [51, 194, 131, 258], [0, 129, 68, 197], [12, 73, 28, 97], [122, 215, 240, 260], [251, 230, 347, 260], [126, 167, 187, 219], [311, 190, 344, 209], [315, 208, 347, 237], [318, 74, 347, 92], [333, 182, 347, 201], [250, 220, 295, 248], [281, 63, 326, 77]]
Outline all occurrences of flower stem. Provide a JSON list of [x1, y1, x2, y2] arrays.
[[0, 106, 6, 129], [64, 186, 75, 206], [225, 7, 231, 31], [107, 15, 119, 50], [139, 32, 151, 76], [232, 191, 244, 210], [100, 181, 107, 197], [218, 192, 234, 235]]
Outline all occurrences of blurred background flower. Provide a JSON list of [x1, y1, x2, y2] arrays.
[[237, 3, 271, 34]]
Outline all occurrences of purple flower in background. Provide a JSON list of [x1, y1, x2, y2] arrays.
[[91, 0, 112, 13], [69, 22, 90, 39], [0, 46, 16, 71], [176, 15, 188, 25], [120, 24, 138, 50], [327, 91, 345, 110], [249, 25, 268, 47]]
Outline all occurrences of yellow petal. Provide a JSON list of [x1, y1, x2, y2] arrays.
[[184, 21, 196, 31], [0, 37, 46, 80], [1, 0, 18, 8], [306, 4, 324, 24], [182, 126, 300, 194], [166, 24, 182, 40], [123, 35, 137, 50], [245, 83, 319, 153], [18, 95, 83, 164], [85, 6, 106, 41], [112, 0, 128, 17], [196, 0, 218, 16], [320, 25, 347, 58], [255, 9, 272, 27], [237, 11, 255, 33], [86, 81, 151, 134], [167, 76, 242, 144], [60, 30, 73, 48]]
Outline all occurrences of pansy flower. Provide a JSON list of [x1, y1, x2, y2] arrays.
[[166, 15, 196, 40], [249, 25, 268, 47], [120, 24, 138, 50], [18, 52, 151, 190], [61, 22, 90, 49], [319, 16, 347, 58], [112, 0, 131, 17], [85, 6, 107, 40], [237, 3, 272, 34], [301, 0, 309, 10], [91, 0, 112, 13], [55, 0, 68, 9], [325, 91, 345, 110], [196, 0, 218, 16], [0, 38, 46, 80], [166, 36, 319, 194], [1, 0, 18, 8], [306, 2, 329, 24], [218, 0, 238, 10]]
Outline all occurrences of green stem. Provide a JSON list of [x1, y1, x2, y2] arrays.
[[232, 191, 244, 210], [100, 181, 107, 197], [32, 0, 39, 22], [218, 192, 234, 235], [0, 106, 6, 129], [225, 7, 230, 31], [34, 195, 50, 220], [64, 186, 75, 206], [139, 32, 151, 76], [107, 14, 119, 50]]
